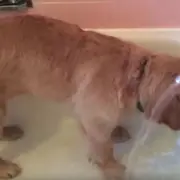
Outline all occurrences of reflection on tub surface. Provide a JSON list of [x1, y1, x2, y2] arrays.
[[1, 36, 180, 180]]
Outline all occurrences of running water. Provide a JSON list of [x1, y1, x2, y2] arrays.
[[125, 76, 180, 180]]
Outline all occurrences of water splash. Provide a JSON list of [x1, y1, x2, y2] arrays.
[[125, 75, 180, 180]]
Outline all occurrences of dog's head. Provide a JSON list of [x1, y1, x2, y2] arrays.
[[139, 54, 180, 130], [159, 94, 180, 130]]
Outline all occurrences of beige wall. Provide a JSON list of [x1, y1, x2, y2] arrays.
[[2, 0, 180, 28]]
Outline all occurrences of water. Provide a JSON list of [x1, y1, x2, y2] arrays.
[[125, 76, 180, 180]]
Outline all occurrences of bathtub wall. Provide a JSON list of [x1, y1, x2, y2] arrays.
[[0, 0, 180, 28], [26, 0, 180, 28]]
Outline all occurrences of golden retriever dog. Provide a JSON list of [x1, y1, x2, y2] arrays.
[[0, 14, 180, 180]]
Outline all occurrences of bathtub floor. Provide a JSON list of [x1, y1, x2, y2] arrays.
[[1, 96, 179, 180], [1, 96, 104, 180], [1, 34, 180, 180]]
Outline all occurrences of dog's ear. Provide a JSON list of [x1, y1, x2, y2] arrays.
[[125, 56, 149, 99]]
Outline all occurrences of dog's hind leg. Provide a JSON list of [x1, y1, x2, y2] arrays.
[[0, 159, 21, 179], [0, 100, 24, 141], [0, 100, 22, 179]]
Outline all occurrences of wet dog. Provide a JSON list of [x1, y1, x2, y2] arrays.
[[0, 14, 180, 179]]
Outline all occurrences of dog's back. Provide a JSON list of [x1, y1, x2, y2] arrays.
[[0, 15, 145, 105], [0, 15, 83, 100]]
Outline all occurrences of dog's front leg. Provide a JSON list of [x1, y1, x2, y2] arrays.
[[0, 101, 24, 141], [81, 119, 125, 180]]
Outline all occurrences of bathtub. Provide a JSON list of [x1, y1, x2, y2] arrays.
[[2, 29, 180, 180]]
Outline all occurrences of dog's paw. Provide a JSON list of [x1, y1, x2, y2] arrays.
[[88, 153, 125, 180], [0, 159, 21, 179], [1, 125, 24, 141], [103, 163, 126, 180], [111, 126, 131, 143], [88, 153, 98, 166], [87, 152, 102, 167]]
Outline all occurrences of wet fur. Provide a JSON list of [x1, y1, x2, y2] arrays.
[[0, 14, 180, 179]]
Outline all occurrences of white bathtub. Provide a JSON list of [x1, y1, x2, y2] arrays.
[[2, 29, 180, 180]]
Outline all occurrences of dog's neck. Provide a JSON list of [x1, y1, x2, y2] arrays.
[[134, 57, 149, 113]]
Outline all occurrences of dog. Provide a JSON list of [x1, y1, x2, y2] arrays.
[[0, 14, 180, 179]]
